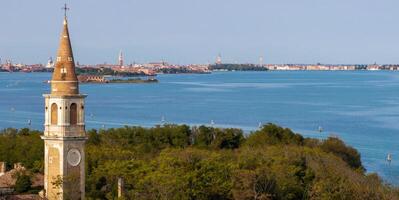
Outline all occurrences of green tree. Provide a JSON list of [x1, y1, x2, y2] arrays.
[[245, 123, 304, 147], [14, 174, 32, 193], [320, 137, 363, 170], [193, 126, 214, 147]]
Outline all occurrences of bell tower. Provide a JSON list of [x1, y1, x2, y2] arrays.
[[42, 4, 87, 200]]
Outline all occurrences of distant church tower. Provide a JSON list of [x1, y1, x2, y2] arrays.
[[216, 53, 222, 65], [42, 5, 87, 200], [259, 56, 264, 66], [118, 50, 124, 67], [46, 57, 54, 68]]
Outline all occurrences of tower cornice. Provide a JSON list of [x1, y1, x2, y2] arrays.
[[41, 136, 88, 141], [43, 94, 87, 98]]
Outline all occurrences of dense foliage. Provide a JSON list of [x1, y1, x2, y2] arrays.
[[0, 128, 43, 172], [14, 174, 32, 193], [158, 67, 210, 74], [109, 78, 158, 83], [76, 67, 147, 77], [0, 124, 397, 199], [209, 64, 267, 71]]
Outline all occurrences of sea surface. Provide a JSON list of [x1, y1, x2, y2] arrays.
[[0, 71, 398, 184]]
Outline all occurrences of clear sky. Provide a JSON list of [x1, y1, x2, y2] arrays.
[[1, 0, 399, 64]]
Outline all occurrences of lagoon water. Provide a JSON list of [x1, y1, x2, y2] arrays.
[[0, 71, 399, 184]]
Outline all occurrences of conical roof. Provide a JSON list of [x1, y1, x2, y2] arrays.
[[51, 17, 79, 95]]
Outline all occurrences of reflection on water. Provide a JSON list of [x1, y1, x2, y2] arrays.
[[1, 71, 399, 184]]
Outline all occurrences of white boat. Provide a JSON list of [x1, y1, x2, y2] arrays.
[[161, 116, 166, 124], [387, 153, 392, 163]]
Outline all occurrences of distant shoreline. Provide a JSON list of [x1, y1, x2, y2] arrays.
[[2, 70, 399, 75], [81, 79, 159, 84]]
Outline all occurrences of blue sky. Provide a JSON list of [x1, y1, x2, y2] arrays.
[[1, 0, 399, 64]]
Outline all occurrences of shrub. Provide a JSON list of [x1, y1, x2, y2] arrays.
[[320, 137, 363, 170], [14, 174, 32, 193], [245, 123, 304, 147]]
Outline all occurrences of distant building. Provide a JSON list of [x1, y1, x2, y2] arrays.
[[144, 61, 169, 68], [0, 162, 43, 197], [0, 162, 5, 176], [46, 57, 54, 68], [78, 75, 106, 83], [259, 56, 264, 66], [118, 50, 124, 67], [1, 60, 15, 72], [266, 64, 356, 71], [367, 64, 380, 71], [216, 53, 222, 64]]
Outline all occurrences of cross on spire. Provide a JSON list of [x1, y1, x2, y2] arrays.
[[62, 3, 70, 17]]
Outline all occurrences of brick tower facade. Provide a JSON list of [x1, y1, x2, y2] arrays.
[[42, 11, 87, 200]]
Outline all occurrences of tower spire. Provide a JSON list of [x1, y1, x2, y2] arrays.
[[62, 3, 69, 18], [51, 4, 79, 95], [118, 50, 124, 66]]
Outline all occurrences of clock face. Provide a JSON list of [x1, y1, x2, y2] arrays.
[[67, 149, 81, 167]]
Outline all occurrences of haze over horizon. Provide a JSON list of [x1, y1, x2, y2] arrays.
[[1, 0, 399, 65]]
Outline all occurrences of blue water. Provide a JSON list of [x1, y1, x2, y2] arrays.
[[0, 71, 398, 184]]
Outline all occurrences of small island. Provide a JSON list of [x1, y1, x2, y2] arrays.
[[108, 78, 158, 84], [76, 67, 159, 84], [77, 75, 158, 84]]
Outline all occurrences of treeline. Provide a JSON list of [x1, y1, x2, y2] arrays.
[[158, 68, 210, 74], [0, 124, 398, 199], [76, 67, 147, 77], [209, 64, 268, 71]]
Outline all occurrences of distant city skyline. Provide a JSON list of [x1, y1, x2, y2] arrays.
[[1, 0, 399, 64]]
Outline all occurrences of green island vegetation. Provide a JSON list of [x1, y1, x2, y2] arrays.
[[108, 78, 158, 84], [158, 68, 211, 74], [81, 78, 158, 84], [0, 124, 398, 199], [76, 67, 147, 77], [209, 64, 268, 71]]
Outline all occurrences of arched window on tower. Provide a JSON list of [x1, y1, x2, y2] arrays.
[[51, 103, 58, 125], [70, 103, 77, 125]]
